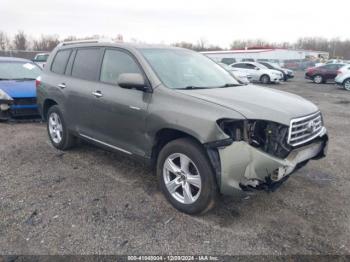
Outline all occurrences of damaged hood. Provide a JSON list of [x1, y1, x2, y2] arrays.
[[0, 80, 36, 98], [177, 84, 318, 126]]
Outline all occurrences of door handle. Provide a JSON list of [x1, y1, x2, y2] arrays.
[[92, 91, 103, 98], [58, 83, 66, 89]]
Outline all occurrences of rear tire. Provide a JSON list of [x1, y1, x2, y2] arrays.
[[157, 138, 218, 215], [47, 105, 75, 150], [343, 78, 350, 91], [313, 75, 323, 84], [260, 74, 270, 84]]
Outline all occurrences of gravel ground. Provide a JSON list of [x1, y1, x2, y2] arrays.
[[0, 72, 349, 255]]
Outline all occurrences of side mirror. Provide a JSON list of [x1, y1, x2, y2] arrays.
[[117, 73, 149, 92], [255, 67, 260, 70]]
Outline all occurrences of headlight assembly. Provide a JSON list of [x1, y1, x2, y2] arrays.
[[217, 119, 292, 158], [0, 89, 13, 103]]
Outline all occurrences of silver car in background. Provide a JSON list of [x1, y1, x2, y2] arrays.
[[217, 62, 251, 84], [229, 62, 283, 84]]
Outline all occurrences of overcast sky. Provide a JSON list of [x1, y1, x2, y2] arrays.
[[2, 0, 349, 48]]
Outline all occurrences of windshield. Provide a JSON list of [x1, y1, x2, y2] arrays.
[[270, 62, 282, 69], [255, 63, 268, 69], [140, 48, 240, 89], [0, 62, 41, 80], [35, 54, 49, 62]]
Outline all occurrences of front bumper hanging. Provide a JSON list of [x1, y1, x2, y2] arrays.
[[209, 128, 328, 195]]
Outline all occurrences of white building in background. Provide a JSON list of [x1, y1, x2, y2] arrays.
[[201, 48, 329, 64]]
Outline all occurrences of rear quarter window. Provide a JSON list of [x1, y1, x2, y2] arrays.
[[51, 49, 71, 74], [71, 48, 101, 81]]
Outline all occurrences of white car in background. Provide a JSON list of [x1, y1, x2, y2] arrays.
[[336, 64, 350, 75], [229, 62, 283, 84], [32, 53, 50, 69], [335, 64, 350, 91], [217, 62, 251, 84]]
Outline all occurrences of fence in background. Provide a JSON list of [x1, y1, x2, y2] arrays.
[[0, 50, 46, 60]]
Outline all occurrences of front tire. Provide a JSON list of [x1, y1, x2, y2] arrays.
[[47, 105, 75, 150], [313, 75, 323, 84], [260, 74, 270, 84], [157, 138, 218, 214], [343, 78, 350, 91]]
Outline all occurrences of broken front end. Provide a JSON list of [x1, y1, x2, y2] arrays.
[[206, 112, 328, 194], [0, 89, 14, 120], [0, 89, 39, 120]]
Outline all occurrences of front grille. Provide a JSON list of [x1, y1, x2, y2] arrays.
[[13, 98, 37, 106], [288, 112, 323, 147]]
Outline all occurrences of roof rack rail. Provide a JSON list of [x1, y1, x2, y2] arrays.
[[58, 38, 114, 47]]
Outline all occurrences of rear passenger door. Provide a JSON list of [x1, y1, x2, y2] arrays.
[[89, 48, 151, 156], [64, 47, 104, 135]]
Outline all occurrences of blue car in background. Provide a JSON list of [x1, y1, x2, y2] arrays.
[[0, 57, 42, 120]]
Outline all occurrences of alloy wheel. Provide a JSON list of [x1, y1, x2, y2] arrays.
[[314, 75, 322, 84], [48, 112, 63, 144], [344, 79, 350, 91], [163, 153, 201, 204], [261, 75, 269, 84]]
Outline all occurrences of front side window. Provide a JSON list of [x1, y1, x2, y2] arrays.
[[0, 61, 41, 80], [72, 48, 101, 81], [51, 49, 71, 74], [140, 48, 239, 89], [100, 49, 142, 85], [232, 63, 245, 68], [245, 63, 257, 69]]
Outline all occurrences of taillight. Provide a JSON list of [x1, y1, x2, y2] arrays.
[[35, 76, 41, 88], [337, 70, 341, 75]]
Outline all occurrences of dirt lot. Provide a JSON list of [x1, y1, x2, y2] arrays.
[[1, 72, 349, 255]]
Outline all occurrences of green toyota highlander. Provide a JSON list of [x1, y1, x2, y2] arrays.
[[37, 40, 328, 214]]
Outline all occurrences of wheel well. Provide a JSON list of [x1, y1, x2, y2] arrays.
[[343, 78, 350, 84], [260, 74, 270, 81], [43, 99, 57, 120], [150, 128, 201, 167]]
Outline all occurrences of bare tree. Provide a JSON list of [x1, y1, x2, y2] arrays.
[[63, 35, 77, 42], [173, 41, 195, 50], [33, 35, 60, 51], [196, 37, 208, 51], [0, 31, 10, 50], [13, 31, 28, 50], [230, 39, 271, 50]]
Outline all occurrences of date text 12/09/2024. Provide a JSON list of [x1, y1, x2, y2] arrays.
[[127, 255, 219, 261]]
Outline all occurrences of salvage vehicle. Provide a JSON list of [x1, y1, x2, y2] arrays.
[[229, 62, 283, 84], [258, 61, 294, 81], [305, 63, 346, 84], [33, 53, 50, 69], [0, 57, 41, 120], [37, 40, 328, 214]]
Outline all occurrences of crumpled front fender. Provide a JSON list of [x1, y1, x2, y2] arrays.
[[217, 130, 328, 195]]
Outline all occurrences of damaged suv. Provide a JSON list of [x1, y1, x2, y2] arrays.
[[37, 40, 328, 214]]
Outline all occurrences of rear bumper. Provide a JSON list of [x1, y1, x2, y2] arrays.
[[216, 127, 328, 195]]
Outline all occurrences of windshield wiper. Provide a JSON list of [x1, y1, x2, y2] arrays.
[[183, 86, 209, 90], [219, 83, 243, 88]]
